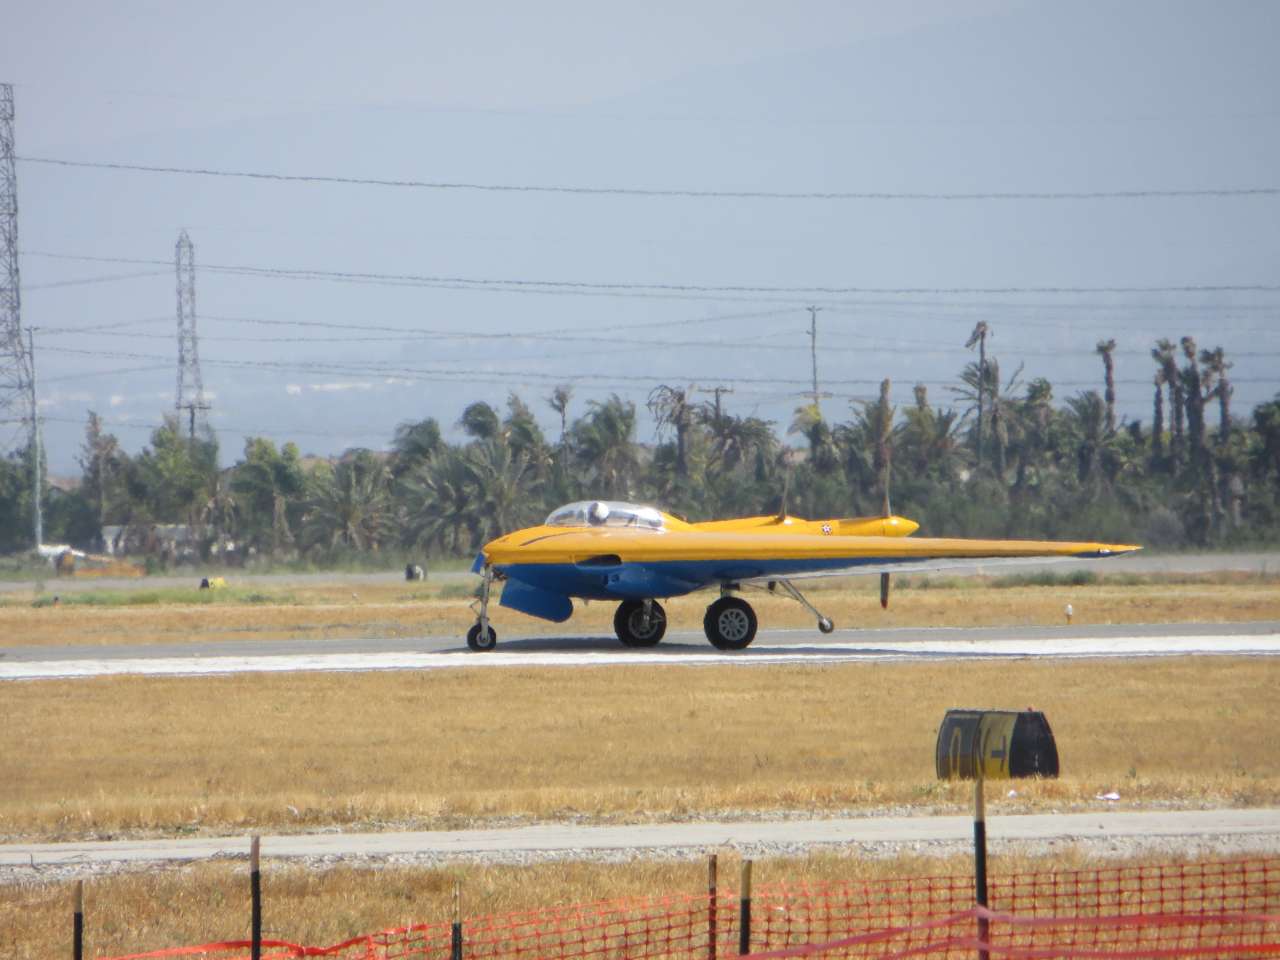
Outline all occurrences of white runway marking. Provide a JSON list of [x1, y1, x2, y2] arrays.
[[3, 633, 1279, 680]]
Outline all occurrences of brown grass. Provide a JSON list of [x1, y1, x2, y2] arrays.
[[2, 658, 1277, 843], [2, 575, 1278, 648], [0, 848, 1258, 960]]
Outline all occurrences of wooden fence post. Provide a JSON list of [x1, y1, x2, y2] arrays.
[[708, 854, 718, 960], [974, 775, 989, 960], [738, 859, 753, 956], [250, 836, 262, 960], [451, 880, 463, 960], [73, 880, 83, 960]]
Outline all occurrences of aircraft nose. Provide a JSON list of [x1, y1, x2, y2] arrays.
[[887, 516, 920, 536]]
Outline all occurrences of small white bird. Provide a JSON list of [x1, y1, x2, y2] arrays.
[[1065, 603, 1074, 624]]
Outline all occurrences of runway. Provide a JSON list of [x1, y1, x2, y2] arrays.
[[3, 621, 1278, 680]]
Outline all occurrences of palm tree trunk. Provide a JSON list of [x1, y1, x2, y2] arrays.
[[1151, 375, 1165, 464]]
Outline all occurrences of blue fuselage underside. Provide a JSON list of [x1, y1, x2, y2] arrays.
[[496, 557, 880, 603]]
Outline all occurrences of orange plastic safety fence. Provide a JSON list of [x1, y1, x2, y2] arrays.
[[98, 856, 1280, 960]]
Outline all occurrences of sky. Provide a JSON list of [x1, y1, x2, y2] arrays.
[[3, 0, 1278, 473]]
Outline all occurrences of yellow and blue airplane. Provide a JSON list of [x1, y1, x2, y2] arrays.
[[467, 500, 1141, 651]]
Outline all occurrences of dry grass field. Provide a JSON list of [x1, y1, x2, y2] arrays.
[[2, 572, 1278, 647], [0, 848, 1249, 960], [2, 657, 1277, 842], [3, 572, 1277, 959]]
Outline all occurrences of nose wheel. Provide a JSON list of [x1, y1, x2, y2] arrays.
[[466, 622, 497, 651], [467, 563, 498, 652]]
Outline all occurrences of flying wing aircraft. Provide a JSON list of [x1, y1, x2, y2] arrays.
[[465, 499, 1141, 651]]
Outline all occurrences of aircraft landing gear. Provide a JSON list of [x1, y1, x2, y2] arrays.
[[466, 622, 497, 651], [467, 564, 498, 652], [704, 596, 758, 650], [769, 579, 836, 635], [614, 599, 667, 647]]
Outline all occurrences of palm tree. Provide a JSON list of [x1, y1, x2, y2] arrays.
[[503, 394, 548, 463], [789, 403, 840, 475], [835, 379, 897, 512], [390, 418, 442, 477], [458, 401, 502, 441], [1009, 378, 1055, 493], [1199, 346, 1233, 444], [1096, 339, 1117, 435], [647, 385, 695, 479], [1152, 339, 1183, 469], [400, 447, 479, 554], [1181, 337, 1210, 473], [231, 438, 305, 554], [300, 452, 393, 552], [698, 403, 776, 476], [464, 438, 544, 543], [199, 475, 240, 548], [899, 385, 965, 481], [571, 395, 639, 499], [547, 385, 573, 446], [1063, 391, 1109, 488], [1151, 370, 1166, 465], [953, 358, 1021, 477], [964, 322, 990, 467]]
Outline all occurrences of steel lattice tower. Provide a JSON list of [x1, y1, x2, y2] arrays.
[[174, 230, 209, 439], [0, 82, 33, 448]]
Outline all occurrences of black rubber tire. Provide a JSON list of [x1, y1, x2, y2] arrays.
[[466, 622, 498, 652], [704, 596, 758, 650], [614, 599, 667, 647]]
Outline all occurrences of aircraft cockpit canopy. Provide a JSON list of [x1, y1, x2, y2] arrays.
[[545, 501, 665, 530]]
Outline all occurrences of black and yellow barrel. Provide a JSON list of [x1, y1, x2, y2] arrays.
[[936, 709, 1059, 781]]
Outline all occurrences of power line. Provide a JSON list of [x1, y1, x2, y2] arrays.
[[22, 269, 169, 291], [22, 250, 1280, 297], [38, 344, 1279, 392], [18, 155, 1280, 202]]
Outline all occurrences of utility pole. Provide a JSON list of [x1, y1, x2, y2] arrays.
[[28, 327, 41, 548], [174, 230, 210, 439], [0, 82, 34, 449], [694, 384, 734, 421], [807, 306, 821, 410]]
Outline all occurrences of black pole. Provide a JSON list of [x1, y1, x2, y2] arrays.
[[974, 777, 989, 960], [708, 854, 718, 960], [738, 859, 752, 956], [451, 881, 463, 960], [250, 836, 262, 960], [73, 880, 83, 960]]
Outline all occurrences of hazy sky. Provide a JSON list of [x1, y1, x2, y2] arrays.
[[4, 1, 1278, 472]]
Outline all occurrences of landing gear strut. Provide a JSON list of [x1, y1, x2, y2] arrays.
[[614, 599, 667, 647], [769, 579, 835, 634], [467, 565, 498, 651]]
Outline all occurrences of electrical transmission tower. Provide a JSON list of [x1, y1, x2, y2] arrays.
[[1, 83, 42, 548], [174, 230, 209, 439], [1, 82, 34, 448]]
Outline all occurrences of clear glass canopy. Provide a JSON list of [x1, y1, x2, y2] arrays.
[[545, 501, 665, 529]]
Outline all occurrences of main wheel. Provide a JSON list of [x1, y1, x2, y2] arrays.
[[614, 599, 667, 647], [704, 597, 758, 650], [466, 622, 497, 652]]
